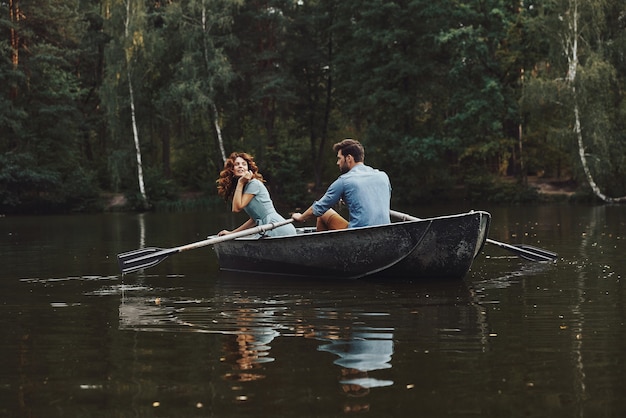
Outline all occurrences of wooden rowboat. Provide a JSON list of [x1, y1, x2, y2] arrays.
[[117, 210, 556, 276], [212, 211, 491, 280]]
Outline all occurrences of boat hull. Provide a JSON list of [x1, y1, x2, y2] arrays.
[[386, 211, 490, 279], [212, 211, 490, 280]]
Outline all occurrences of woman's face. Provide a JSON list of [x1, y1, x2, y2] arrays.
[[233, 156, 249, 177]]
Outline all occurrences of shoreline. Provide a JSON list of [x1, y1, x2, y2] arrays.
[[102, 176, 580, 211]]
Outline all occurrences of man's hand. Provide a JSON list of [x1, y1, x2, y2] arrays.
[[291, 212, 305, 223]]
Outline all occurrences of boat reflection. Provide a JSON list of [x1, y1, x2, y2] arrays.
[[116, 274, 488, 406]]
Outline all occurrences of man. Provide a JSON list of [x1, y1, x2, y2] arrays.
[[292, 139, 391, 230]]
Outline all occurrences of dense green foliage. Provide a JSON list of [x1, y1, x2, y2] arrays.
[[1, 0, 625, 213]]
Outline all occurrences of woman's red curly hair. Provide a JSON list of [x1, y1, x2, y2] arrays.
[[216, 152, 265, 201]]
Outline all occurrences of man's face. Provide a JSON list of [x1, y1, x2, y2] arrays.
[[337, 151, 350, 174]]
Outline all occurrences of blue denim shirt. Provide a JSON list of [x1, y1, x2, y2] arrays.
[[312, 164, 391, 228]]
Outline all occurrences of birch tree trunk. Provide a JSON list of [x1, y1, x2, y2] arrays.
[[563, 0, 626, 203], [127, 68, 147, 206], [124, 0, 148, 208], [211, 102, 227, 163], [202, 1, 227, 164]]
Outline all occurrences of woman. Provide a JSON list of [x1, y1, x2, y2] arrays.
[[216, 152, 296, 237]]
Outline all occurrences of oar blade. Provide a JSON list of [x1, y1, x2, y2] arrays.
[[514, 244, 558, 261], [487, 239, 557, 262], [513, 249, 555, 262], [117, 247, 174, 274], [116, 217, 295, 274]]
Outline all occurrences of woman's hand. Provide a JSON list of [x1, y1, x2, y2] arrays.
[[232, 171, 254, 213], [238, 170, 253, 185]]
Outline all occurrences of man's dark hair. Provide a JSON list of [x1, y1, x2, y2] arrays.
[[333, 139, 364, 162]]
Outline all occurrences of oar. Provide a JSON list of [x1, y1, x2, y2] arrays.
[[484, 239, 557, 262], [389, 210, 557, 262], [117, 218, 295, 274]]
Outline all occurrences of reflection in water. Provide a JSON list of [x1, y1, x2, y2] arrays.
[[472, 260, 556, 291], [115, 275, 489, 413], [118, 288, 176, 330], [567, 205, 609, 415], [318, 333, 393, 383], [118, 289, 283, 385], [316, 319, 394, 413], [138, 213, 146, 249], [221, 307, 280, 383], [5, 206, 626, 416], [316, 317, 394, 392], [470, 205, 625, 417]]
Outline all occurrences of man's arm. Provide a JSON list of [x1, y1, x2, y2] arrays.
[[293, 178, 344, 223], [291, 205, 314, 223]]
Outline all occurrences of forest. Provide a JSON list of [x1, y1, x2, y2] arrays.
[[2, 0, 626, 214]]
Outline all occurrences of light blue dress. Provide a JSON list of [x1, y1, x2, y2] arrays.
[[312, 164, 391, 228], [243, 179, 296, 237]]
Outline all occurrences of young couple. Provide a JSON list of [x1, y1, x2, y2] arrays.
[[216, 139, 391, 238]]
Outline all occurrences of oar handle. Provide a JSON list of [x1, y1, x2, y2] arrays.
[[390, 210, 419, 221], [176, 218, 295, 252]]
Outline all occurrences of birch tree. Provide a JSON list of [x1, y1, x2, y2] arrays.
[[560, 0, 626, 202], [123, 0, 148, 208], [101, 0, 150, 207], [160, 0, 237, 166], [201, 3, 229, 163]]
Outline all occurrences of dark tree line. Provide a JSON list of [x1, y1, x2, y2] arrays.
[[2, 0, 625, 214]]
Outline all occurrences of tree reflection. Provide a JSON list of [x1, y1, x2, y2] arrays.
[[116, 275, 489, 413]]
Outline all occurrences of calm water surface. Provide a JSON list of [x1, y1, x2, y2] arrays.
[[1, 204, 625, 417]]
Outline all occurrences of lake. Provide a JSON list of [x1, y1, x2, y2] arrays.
[[1, 204, 625, 417]]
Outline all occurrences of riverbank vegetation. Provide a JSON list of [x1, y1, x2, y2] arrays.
[[2, 0, 625, 214]]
